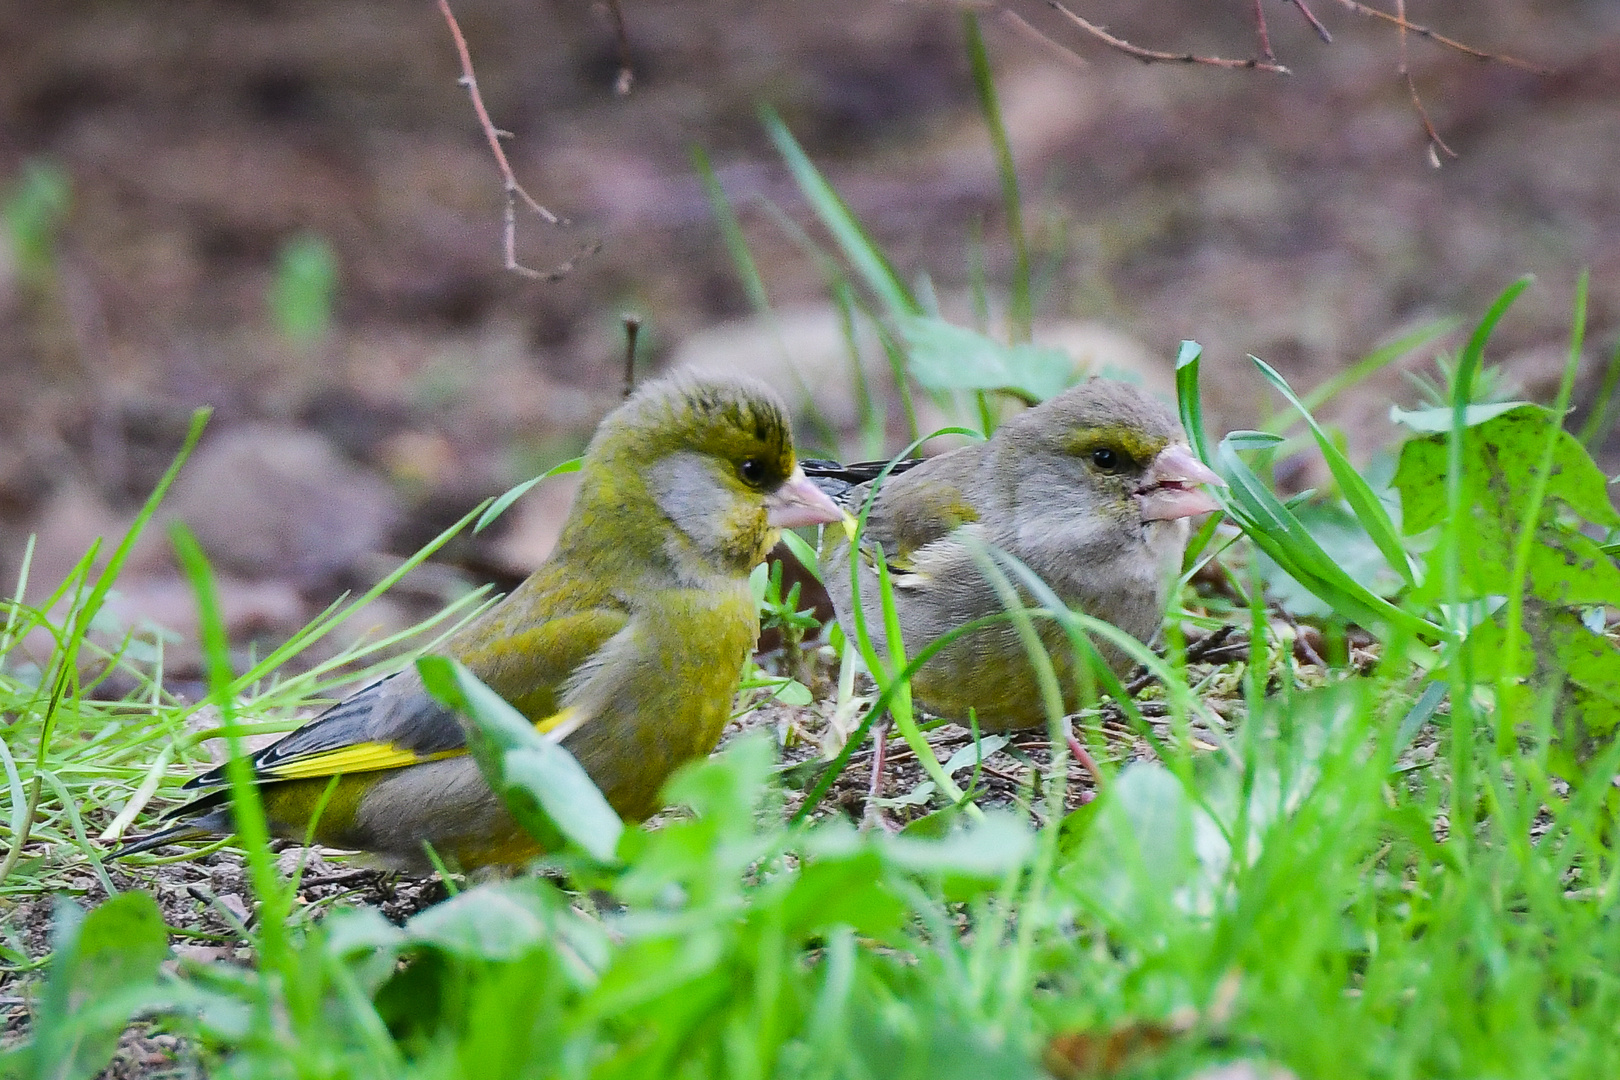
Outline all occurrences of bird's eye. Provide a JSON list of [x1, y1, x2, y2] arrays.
[[1089, 447, 1122, 472], [739, 458, 766, 486]]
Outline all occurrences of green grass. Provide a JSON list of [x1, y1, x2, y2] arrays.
[[6, 15, 1620, 1078]]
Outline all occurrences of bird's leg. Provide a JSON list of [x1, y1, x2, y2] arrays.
[[1064, 720, 1105, 796], [862, 718, 890, 831]]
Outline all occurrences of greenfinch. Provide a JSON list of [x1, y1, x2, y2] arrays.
[[811, 379, 1223, 730], [120, 373, 844, 869]]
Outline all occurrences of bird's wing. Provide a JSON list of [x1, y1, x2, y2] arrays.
[[183, 608, 629, 788], [801, 457, 925, 502], [858, 472, 982, 578]]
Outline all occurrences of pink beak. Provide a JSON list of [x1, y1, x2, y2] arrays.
[[766, 467, 846, 528], [1137, 444, 1225, 522]]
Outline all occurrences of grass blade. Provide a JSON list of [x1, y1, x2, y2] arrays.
[[1251, 355, 1416, 588], [963, 12, 1031, 342], [759, 104, 918, 320]]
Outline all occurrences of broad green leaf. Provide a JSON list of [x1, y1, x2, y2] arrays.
[[1394, 405, 1620, 613], [322, 906, 405, 959], [1396, 405, 1620, 536], [881, 810, 1035, 882], [779, 849, 907, 939], [27, 892, 169, 1080], [1390, 400, 1533, 433], [899, 315, 1074, 403], [764, 677, 814, 706], [1471, 611, 1620, 768], [941, 734, 1009, 778], [661, 731, 777, 827], [406, 880, 561, 962], [418, 655, 623, 863], [1060, 763, 1223, 933]]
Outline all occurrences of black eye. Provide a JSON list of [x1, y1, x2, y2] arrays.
[[739, 458, 766, 486], [1089, 447, 1122, 472]]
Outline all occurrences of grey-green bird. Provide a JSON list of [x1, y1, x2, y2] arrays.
[[119, 373, 844, 870], [812, 379, 1223, 730]]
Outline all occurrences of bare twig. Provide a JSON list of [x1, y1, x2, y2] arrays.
[[621, 313, 642, 397], [299, 868, 383, 889], [1253, 0, 1276, 63], [1288, 0, 1334, 44], [1320, 0, 1547, 72], [1000, 9, 1089, 69], [437, 0, 600, 280], [1124, 625, 1242, 697], [603, 0, 635, 95], [1394, 0, 1457, 163], [1050, 2, 1291, 75]]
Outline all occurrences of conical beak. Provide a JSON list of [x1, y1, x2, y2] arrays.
[[1138, 444, 1226, 522], [766, 466, 847, 528]]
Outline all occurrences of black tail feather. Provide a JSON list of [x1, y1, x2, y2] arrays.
[[107, 789, 232, 860]]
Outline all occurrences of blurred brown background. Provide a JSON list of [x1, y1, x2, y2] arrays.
[[1, 0, 1617, 673]]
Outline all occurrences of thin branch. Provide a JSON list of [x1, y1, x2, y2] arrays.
[[1253, 0, 1276, 63], [1049, 2, 1291, 75], [1320, 0, 1548, 72], [1287, 0, 1334, 44], [1000, 9, 1089, 70], [1394, 0, 1457, 163], [437, 0, 600, 280], [621, 313, 642, 397], [604, 0, 635, 96]]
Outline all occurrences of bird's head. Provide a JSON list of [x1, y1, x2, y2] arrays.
[[578, 373, 843, 579], [998, 379, 1225, 533]]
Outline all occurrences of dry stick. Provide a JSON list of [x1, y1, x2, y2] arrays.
[[1276, 609, 1328, 669], [1395, 0, 1457, 162], [604, 0, 635, 96], [436, 0, 600, 280], [1320, 0, 1547, 72], [1124, 624, 1240, 697], [621, 314, 642, 398], [1000, 10, 1089, 70], [1253, 0, 1276, 62], [1288, 0, 1334, 44], [1049, 2, 1291, 75]]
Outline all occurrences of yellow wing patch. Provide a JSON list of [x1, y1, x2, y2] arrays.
[[260, 743, 463, 781], [258, 707, 581, 781], [533, 705, 580, 737]]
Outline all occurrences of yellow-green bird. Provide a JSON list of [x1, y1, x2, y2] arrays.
[[811, 379, 1224, 730], [119, 373, 844, 870]]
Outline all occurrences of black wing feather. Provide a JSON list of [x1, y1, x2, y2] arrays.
[[182, 669, 462, 790]]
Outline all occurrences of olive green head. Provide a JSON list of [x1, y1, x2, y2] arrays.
[[595, 372, 798, 492], [565, 372, 841, 582]]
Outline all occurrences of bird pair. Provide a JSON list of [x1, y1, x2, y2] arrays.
[[119, 373, 1221, 869]]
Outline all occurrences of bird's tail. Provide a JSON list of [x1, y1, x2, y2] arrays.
[[107, 791, 231, 860], [107, 822, 215, 860]]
